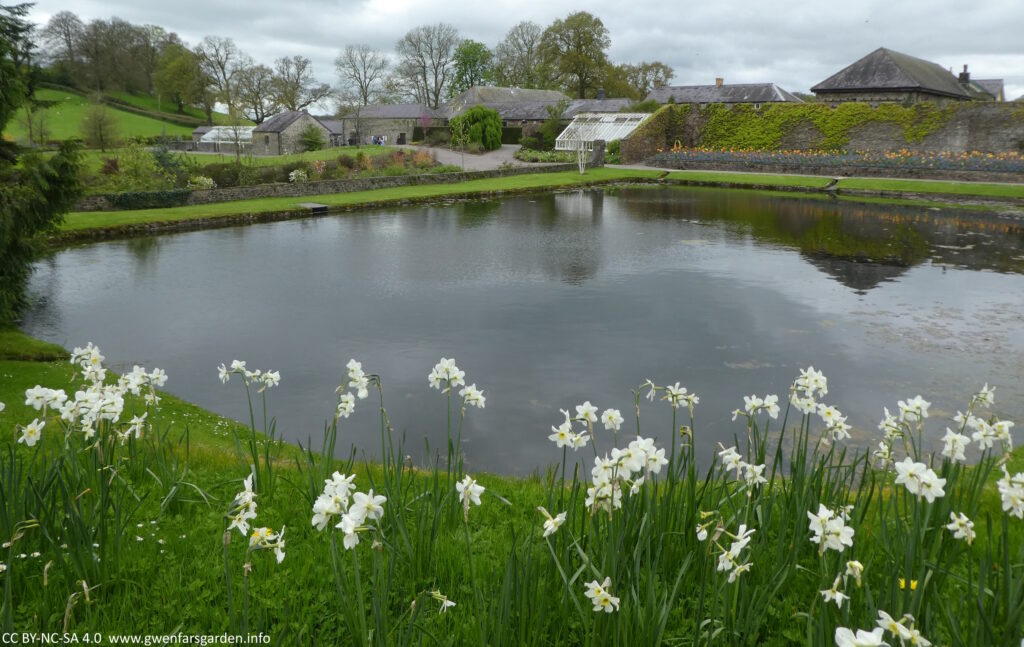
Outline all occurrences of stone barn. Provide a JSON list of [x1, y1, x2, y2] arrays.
[[251, 110, 332, 155]]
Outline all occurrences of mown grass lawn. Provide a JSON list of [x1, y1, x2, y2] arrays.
[[59, 168, 665, 232], [836, 177, 1024, 199], [665, 170, 834, 188]]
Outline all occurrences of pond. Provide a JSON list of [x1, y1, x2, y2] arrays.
[[22, 187, 1024, 474]]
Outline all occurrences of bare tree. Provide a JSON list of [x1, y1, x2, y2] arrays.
[[493, 21, 544, 88], [81, 101, 118, 151], [335, 44, 389, 105], [394, 23, 459, 109], [236, 63, 277, 123], [39, 11, 82, 67], [196, 35, 241, 105], [272, 55, 332, 111]]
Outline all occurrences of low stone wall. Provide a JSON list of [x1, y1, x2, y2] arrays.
[[648, 159, 1024, 184], [74, 159, 601, 212]]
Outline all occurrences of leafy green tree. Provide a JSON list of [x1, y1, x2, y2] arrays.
[[493, 21, 546, 88], [449, 105, 502, 150], [1, 3, 82, 323], [448, 40, 492, 97], [298, 124, 325, 151], [539, 12, 610, 98]]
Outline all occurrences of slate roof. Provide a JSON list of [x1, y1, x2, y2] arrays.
[[342, 103, 440, 120], [450, 86, 569, 105], [313, 118, 345, 134], [253, 110, 309, 133], [811, 48, 970, 99], [448, 101, 559, 121], [192, 126, 213, 138], [645, 83, 802, 104], [975, 79, 1004, 101], [564, 98, 633, 117]]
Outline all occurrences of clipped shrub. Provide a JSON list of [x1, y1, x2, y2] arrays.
[[108, 189, 191, 210]]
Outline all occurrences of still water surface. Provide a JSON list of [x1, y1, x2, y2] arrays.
[[23, 187, 1024, 473]]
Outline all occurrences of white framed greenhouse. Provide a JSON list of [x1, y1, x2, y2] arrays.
[[196, 126, 256, 153], [555, 112, 650, 172]]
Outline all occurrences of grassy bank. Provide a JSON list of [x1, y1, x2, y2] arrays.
[[1, 328, 1022, 644], [59, 168, 665, 235], [834, 177, 1024, 199], [665, 170, 834, 189], [3, 88, 194, 143]]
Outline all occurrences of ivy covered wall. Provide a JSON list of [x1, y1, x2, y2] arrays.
[[621, 102, 1024, 163]]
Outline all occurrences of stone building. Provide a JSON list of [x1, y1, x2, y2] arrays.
[[251, 110, 332, 155], [330, 103, 442, 146], [646, 80, 802, 107], [811, 48, 1004, 106]]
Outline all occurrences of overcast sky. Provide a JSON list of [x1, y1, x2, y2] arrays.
[[26, 0, 1024, 102]]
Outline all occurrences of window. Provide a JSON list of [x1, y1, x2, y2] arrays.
[[264, 135, 270, 144]]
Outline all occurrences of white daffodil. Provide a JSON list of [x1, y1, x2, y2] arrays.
[[459, 384, 485, 409], [0, 401, 4, 414], [845, 560, 864, 587], [997, 467, 1024, 519], [974, 383, 996, 407], [349, 489, 387, 525], [429, 590, 456, 613], [601, 408, 624, 431], [428, 358, 465, 390], [337, 393, 356, 418], [894, 457, 945, 503], [835, 627, 886, 647], [456, 475, 484, 520], [877, 611, 913, 643], [583, 577, 620, 613], [548, 421, 573, 448], [662, 383, 687, 409], [718, 445, 742, 474], [945, 511, 975, 545], [808, 504, 854, 554], [820, 585, 849, 609], [537, 506, 566, 538], [18, 419, 45, 447], [790, 393, 817, 416], [941, 428, 970, 462], [897, 395, 931, 422], [575, 401, 598, 424]]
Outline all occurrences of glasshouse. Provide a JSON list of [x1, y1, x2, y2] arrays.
[[195, 126, 256, 153], [555, 112, 650, 171]]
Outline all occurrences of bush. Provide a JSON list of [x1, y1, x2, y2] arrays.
[[108, 189, 191, 210], [424, 129, 451, 146], [606, 140, 621, 164], [288, 169, 308, 183], [186, 176, 216, 190], [100, 157, 120, 175], [449, 105, 503, 151], [514, 148, 575, 163], [298, 124, 325, 152]]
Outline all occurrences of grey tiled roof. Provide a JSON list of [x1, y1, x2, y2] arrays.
[[645, 83, 802, 104], [344, 103, 439, 120], [314, 118, 346, 134], [253, 110, 308, 133], [564, 98, 633, 117], [449, 101, 559, 121], [450, 86, 569, 105], [811, 48, 970, 99], [975, 79, 1004, 100]]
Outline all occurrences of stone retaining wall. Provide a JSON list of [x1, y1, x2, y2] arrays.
[[75, 157, 602, 212], [649, 160, 1024, 184]]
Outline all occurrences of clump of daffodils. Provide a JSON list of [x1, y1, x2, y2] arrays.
[[834, 627, 885, 647], [731, 394, 780, 422], [643, 380, 699, 416], [717, 445, 767, 490], [456, 475, 484, 521], [945, 511, 976, 544], [789, 366, 828, 415], [713, 524, 755, 583], [227, 474, 258, 536], [586, 436, 668, 514], [877, 610, 931, 646], [336, 359, 372, 419], [583, 577, 620, 613], [807, 504, 855, 555], [217, 360, 280, 393], [310, 472, 386, 550], [428, 358, 465, 391]]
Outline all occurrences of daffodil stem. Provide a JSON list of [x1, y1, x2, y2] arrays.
[[223, 530, 234, 632], [352, 548, 368, 647]]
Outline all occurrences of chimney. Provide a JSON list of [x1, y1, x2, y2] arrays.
[[715, 77, 724, 87], [597, 88, 606, 100], [958, 64, 970, 84]]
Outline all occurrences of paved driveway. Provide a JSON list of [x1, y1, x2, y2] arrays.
[[400, 144, 559, 171]]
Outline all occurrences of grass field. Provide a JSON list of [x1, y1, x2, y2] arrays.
[[3, 88, 195, 143], [105, 91, 240, 126], [60, 168, 665, 232]]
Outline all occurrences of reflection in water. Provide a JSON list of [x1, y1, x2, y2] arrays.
[[20, 187, 1024, 474]]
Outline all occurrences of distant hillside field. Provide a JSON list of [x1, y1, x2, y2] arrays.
[[105, 91, 242, 126], [3, 89, 195, 144]]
